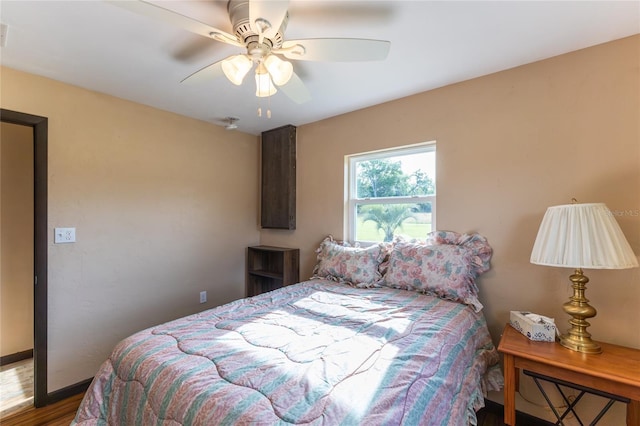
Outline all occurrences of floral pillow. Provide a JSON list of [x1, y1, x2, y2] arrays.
[[424, 231, 492, 277], [311, 236, 387, 288], [381, 239, 483, 312]]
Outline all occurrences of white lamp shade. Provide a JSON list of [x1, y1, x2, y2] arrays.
[[221, 54, 253, 85], [255, 64, 277, 97], [531, 203, 639, 269], [264, 55, 293, 86]]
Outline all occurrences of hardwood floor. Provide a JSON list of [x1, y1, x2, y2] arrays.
[[0, 358, 34, 418], [0, 393, 82, 426], [0, 393, 553, 426]]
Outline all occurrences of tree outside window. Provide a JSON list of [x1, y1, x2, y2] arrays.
[[347, 144, 436, 243]]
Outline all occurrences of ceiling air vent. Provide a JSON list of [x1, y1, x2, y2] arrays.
[[0, 24, 8, 47]]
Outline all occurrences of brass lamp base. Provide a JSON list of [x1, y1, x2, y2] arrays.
[[559, 269, 602, 354]]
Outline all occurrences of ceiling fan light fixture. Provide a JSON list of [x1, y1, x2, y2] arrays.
[[222, 54, 253, 85], [264, 55, 293, 86], [255, 63, 277, 97]]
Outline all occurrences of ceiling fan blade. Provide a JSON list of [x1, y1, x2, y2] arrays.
[[106, 0, 242, 47], [278, 71, 311, 104], [249, 0, 289, 40], [276, 38, 390, 62], [180, 60, 225, 85]]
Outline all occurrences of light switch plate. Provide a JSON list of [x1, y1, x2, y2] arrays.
[[54, 227, 76, 244]]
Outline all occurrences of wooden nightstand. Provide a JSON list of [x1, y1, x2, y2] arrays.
[[498, 324, 640, 425]]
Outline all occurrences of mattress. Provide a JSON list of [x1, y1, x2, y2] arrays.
[[73, 279, 502, 425]]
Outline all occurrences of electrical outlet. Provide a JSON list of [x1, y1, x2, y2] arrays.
[[199, 291, 207, 304], [54, 227, 76, 244]]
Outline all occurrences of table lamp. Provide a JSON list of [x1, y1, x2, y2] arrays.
[[530, 202, 638, 353]]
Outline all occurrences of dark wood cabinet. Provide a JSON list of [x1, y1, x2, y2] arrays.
[[261, 124, 296, 229], [246, 246, 300, 297]]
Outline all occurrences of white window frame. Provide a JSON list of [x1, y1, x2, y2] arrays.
[[345, 142, 436, 244]]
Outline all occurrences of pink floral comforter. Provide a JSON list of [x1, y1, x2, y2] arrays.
[[73, 279, 502, 425]]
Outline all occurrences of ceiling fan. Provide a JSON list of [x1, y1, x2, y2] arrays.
[[108, 0, 391, 104]]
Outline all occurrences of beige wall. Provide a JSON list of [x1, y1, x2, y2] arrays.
[[0, 122, 34, 357], [0, 67, 260, 390], [261, 35, 640, 352]]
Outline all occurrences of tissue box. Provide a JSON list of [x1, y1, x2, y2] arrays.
[[510, 311, 556, 342]]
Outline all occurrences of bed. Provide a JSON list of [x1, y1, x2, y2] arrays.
[[73, 232, 502, 425]]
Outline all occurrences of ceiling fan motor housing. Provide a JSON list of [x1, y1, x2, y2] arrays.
[[227, 0, 288, 49]]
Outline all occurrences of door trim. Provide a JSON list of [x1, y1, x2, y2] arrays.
[[1, 108, 48, 407]]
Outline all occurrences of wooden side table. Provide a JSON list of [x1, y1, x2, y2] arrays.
[[246, 246, 299, 297], [498, 324, 640, 425]]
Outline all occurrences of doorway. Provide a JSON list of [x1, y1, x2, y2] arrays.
[[0, 109, 48, 409]]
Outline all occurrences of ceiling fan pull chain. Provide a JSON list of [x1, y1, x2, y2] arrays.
[[257, 64, 261, 117], [255, 62, 271, 119], [257, 65, 262, 117]]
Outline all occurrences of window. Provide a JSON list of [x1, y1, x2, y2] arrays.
[[346, 143, 436, 243]]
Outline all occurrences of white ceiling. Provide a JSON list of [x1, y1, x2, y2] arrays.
[[1, 1, 638, 135]]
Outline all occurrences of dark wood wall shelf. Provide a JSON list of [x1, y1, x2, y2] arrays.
[[247, 246, 299, 297]]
